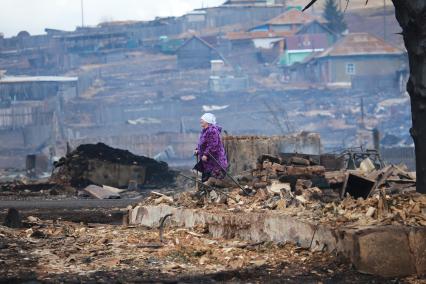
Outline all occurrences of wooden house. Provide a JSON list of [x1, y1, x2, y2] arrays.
[[176, 36, 225, 69], [305, 33, 405, 86]]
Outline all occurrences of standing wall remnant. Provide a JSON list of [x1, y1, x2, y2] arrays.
[[223, 132, 321, 175]]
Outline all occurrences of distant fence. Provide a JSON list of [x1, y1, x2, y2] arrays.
[[381, 147, 415, 171], [0, 102, 53, 130]]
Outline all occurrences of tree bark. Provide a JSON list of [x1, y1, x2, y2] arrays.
[[392, 0, 426, 193]]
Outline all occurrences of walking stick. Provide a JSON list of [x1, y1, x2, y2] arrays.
[[195, 154, 199, 192]]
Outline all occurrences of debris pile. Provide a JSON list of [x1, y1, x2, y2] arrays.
[[52, 143, 176, 188], [140, 153, 424, 227], [0, 179, 74, 199], [244, 154, 328, 191], [0, 219, 393, 283]]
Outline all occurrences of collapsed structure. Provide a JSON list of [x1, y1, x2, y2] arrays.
[[128, 150, 424, 277], [52, 143, 176, 189]]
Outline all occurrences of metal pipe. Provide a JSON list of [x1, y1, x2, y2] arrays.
[[195, 154, 199, 192]]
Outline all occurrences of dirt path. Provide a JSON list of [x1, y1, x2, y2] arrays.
[[1, 222, 418, 284]]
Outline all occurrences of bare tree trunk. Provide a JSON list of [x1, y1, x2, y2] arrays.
[[392, 0, 426, 193]]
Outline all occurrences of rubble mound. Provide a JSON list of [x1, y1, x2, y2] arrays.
[[52, 143, 176, 188], [138, 153, 424, 227], [71, 143, 156, 165]]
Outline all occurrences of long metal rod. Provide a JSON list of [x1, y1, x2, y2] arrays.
[[195, 155, 199, 192], [207, 153, 249, 195]]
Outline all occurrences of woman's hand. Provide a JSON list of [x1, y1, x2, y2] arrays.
[[202, 155, 208, 162]]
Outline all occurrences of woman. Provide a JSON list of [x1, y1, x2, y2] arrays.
[[195, 113, 228, 184]]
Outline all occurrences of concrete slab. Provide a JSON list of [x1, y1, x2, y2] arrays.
[[84, 185, 121, 199], [128, 205, 426, 277]]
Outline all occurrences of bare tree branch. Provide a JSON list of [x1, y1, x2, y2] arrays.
[[302, 0, 318, 11]]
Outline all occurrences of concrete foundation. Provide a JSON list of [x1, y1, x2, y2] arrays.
[[129, 205, 426, 277]]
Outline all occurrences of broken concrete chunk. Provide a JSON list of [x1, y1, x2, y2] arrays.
[[365, 207, 376, 218], [27, 216, 40, 223], [359, 158, 376, 174], [84, 185, 121, 200], [102, 185, 125, 194], [154, 195, 174, 205], [295, 196, 307, 204], [267, 181, 291, 195]]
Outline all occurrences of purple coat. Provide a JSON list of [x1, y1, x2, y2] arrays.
[[197, 125, 228, 179]]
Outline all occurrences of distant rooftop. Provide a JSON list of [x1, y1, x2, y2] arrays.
[[317, 32, 404, 57], [222, 0, 285, 6], [0, 76, 78, 84], [265, 9, 324, 26], [226, 30, 294, 40]]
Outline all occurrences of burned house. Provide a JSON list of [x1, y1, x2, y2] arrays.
[[304, 33, 405, 87], [0, 75, 78, 168], [176, 36, 225, 69]]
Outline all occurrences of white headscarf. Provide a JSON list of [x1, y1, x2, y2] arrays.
[[201, 113, 216, 125]]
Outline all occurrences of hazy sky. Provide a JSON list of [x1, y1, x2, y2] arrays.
[[0, 0, 225, 37]]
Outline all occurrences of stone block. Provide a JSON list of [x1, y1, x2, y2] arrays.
[[409, 228, 426, 275], [353, 228, 416, 277]]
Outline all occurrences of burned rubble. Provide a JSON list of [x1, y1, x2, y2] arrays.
[[0, 143, 178, 202], [135, 152, 423, 229], [0, 0, 423, 281], [0, 217, 404, 283], [126, 152, 425, 278], [52, 143, 177, 189]]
